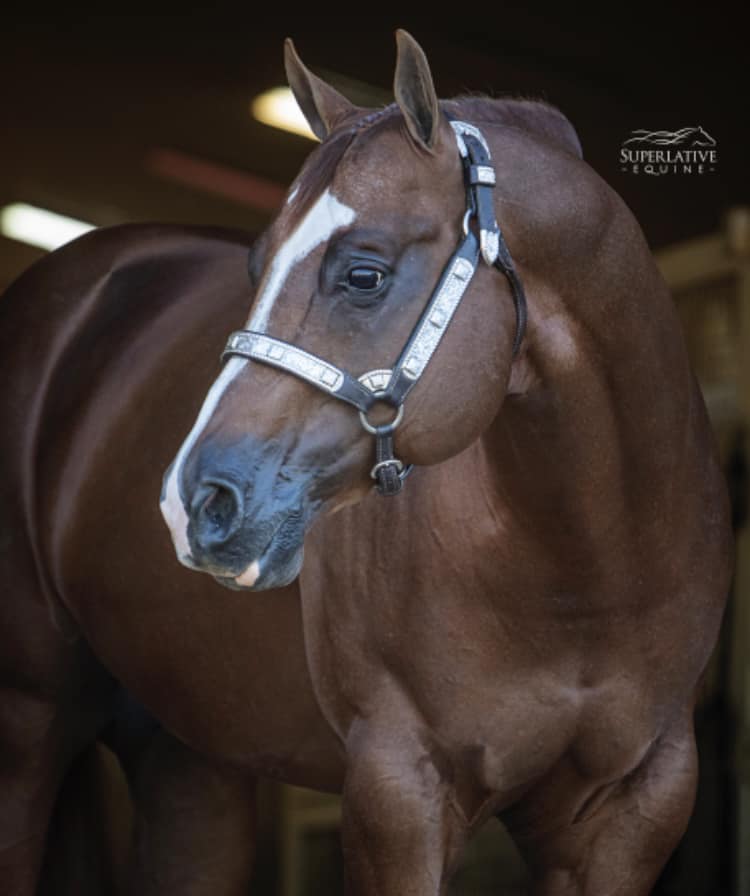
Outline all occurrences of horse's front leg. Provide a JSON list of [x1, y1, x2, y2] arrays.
[[511, 713, 698, 896], [126, 729, 257, 895], [341, 719, 468, 896]]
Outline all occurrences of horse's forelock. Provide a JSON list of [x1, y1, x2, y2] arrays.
[[285, 106, 398, 229], [285, 130, 357, 230]]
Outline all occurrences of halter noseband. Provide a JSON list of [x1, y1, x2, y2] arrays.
[[222, 119, 527, 497]]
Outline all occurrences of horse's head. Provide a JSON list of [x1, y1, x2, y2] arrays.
[[692, 126, 716, 147], [161, 32, 522, 590]]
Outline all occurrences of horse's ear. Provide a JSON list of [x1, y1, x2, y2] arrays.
[[394, 30, 441, 152], [284, 39, 357, 141]]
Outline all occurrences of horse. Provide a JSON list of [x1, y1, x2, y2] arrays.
[[160, 31, 732, 894], [0, 29, 731, 896]]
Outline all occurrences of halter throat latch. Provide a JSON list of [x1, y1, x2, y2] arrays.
[[451, 119, 527, 357]]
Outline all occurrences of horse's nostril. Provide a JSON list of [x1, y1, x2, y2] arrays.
[[203, 486, 233, 525], [191, 479, 244, 547]]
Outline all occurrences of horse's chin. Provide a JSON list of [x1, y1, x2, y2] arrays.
[[213, 543, 305, 593], [213, 575, 253, 592]]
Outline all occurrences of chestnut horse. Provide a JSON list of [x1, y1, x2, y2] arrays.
[[161, 31, 733, 894], [0, 30, 731, 896]]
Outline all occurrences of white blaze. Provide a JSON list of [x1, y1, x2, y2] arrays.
[[248, 187, 355, 333], [160, 357, 247, 560], [160, 187, 356, 567]]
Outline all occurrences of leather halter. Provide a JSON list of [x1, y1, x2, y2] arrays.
[[222, 120, 527, 497]]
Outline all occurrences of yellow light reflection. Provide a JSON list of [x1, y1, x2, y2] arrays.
[[251, 87, 318, 141], [0, 203, 95, 251]]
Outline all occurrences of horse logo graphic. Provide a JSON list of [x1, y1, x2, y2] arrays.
[[619, 126, 718, 175], [623, 126, 716, 148]]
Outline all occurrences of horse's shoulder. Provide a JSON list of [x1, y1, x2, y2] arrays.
[[2, 222, 253, 316], [64, 221, 255, 283], [0, 220, 255, 471], [1, 222, 254, 352]]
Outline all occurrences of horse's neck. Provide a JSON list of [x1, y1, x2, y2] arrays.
[[479, 266, 695, 572], [470, 119, 700, 563]]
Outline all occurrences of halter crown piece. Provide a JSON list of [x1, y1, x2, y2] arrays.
[[222, 119, 527, 497]]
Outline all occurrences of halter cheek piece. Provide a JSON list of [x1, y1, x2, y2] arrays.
[[222, 120, 527, 497]]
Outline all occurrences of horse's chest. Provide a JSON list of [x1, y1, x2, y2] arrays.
[[304, 508, 693, 798], [317, 600, 666, 799], [428, 670, 664, 809]]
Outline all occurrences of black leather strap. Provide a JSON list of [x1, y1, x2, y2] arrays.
[[495, 258, 527, 358], [459, 130, 527, 357], [387, 229, 480, 407], [221, 331, 378, 413], [373, 429, 406, 496]]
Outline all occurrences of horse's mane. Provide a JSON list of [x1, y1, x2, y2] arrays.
[[287, 95, 582, 228], [443, 95, 583, 159]]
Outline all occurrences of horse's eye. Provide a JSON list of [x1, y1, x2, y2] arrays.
[[347, 267, 384, 291]]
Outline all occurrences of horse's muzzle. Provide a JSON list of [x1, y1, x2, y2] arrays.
[[172, 437, 312, 591]]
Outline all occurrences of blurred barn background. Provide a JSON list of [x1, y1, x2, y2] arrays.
[[2, 8, 748, 895]]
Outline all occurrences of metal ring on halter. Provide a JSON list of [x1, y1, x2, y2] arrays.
[[358, 397, 405, 435], [370, 458, 405, 480], [462, 209, 473, 237]]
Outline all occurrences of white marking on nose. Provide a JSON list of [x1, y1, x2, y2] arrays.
[[235, 560, 260, 588], [248, 187, 355, 333], [161, 188, 355, 570], [160, 356, 247, 561]]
